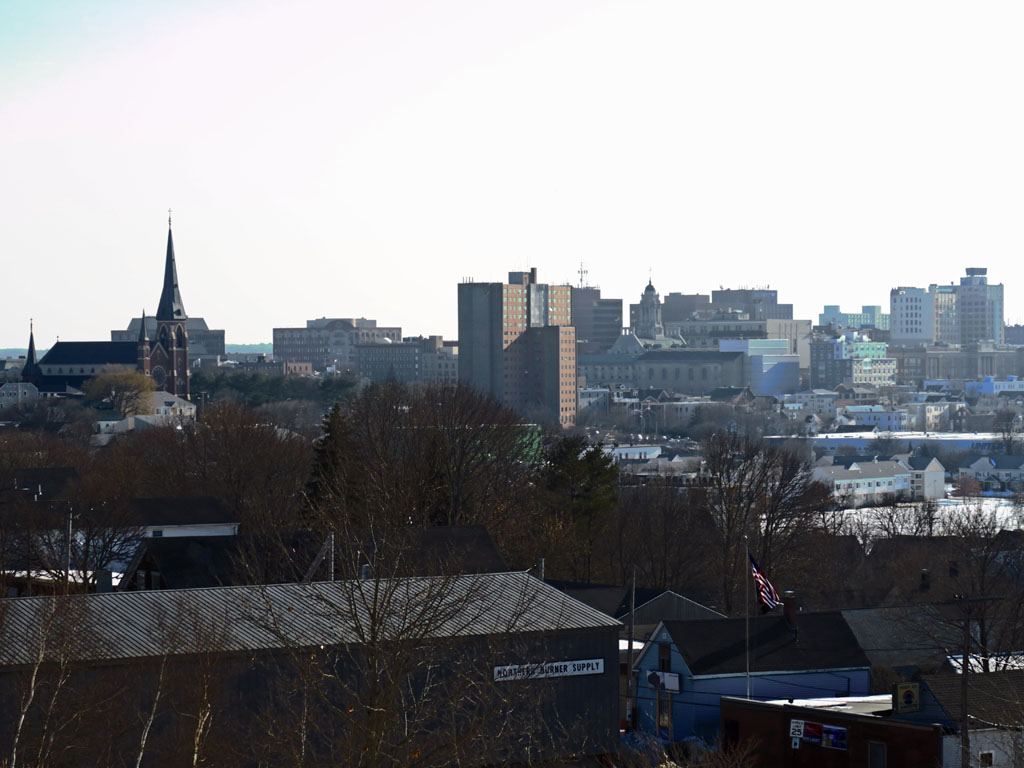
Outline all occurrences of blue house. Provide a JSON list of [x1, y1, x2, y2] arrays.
[[634, 610, 871, 744]]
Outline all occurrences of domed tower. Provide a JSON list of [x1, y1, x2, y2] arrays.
[[150, 214, 189, 398], [636, 279, 664, 340]]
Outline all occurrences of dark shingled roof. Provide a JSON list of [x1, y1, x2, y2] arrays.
[[842, 606, 957, 672], [38, 341, 138, 366], [663, 612, 870, 676], [923, 670, 1024, 729], [545, 579, 664, 619], [958, 454, 1024, 470], [905, 456, 942, 471]]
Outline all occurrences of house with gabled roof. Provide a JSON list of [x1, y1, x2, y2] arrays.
[[813, 459, 912, 506], [633, 604, 870, 744], [958, 454, 1024, 492]]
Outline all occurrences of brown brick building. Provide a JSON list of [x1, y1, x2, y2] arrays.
[[458, 268, 576, 426]]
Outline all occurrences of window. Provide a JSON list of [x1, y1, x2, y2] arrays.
[[868, 741, 886, 768], [151, 530, 163, 538], [979, 753, 993, 767], [658, 642, 672, 672]]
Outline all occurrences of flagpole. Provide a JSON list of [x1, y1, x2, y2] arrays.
[[745, 536, 750, 700]]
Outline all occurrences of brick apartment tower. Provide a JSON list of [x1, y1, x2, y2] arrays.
[[458, 268, 576, 426], [149, 216, 190, 399]]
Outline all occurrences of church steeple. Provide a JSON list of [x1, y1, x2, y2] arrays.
[[26, 321, 38, 367], [151, 213, 189, 399], [22, 321, 41, 383], [156, 214, 186, 322]]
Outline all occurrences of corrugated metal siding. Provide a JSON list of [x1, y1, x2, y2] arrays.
[[0, 571, 620, 665]]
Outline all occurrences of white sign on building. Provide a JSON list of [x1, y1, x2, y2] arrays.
[[493, 658, 604, 682]]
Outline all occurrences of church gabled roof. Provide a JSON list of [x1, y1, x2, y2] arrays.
[[156, 224, 186, 322], [38, 341, 138, 367]]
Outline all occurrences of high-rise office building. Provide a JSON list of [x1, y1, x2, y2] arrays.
[[662, 293, 711, 323], [458, 268, 576, 426], [571, 287, 622, 354], [931, 284, 959, 344], [890, 287, 935, 346], [956, 267, 1004, 344]]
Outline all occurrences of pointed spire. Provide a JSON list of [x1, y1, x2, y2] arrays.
[[156, 218, 186, 321], [22, 320, 41, 381], [138, 310, 149, 344], [26, 320, 37, 366]]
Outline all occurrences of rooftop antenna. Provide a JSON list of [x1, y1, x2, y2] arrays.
[[578, 261, 588, 289]]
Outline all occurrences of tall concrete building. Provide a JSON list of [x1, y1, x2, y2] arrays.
[[889, 271, 1002, 348], [931, 284, 959, 344], [570, 287, 622, 353], [957, 267, 1004, 344], [890, 287, 935, 346], [458, 268, 576, 426], [662, 293, 711, 322]]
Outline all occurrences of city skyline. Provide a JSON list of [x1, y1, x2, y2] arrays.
[[5, 0, 1024, 348]]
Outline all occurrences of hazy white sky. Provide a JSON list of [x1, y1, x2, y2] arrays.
[[3, 0, 1023, 348]]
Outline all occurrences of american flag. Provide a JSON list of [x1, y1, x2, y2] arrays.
[[748, 553, 781, 610]]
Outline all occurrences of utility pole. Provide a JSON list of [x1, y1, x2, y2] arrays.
[[960, 599, 970, 768], [952, 594, 1000, 768], [65, 508, 73, 592], [626, 565, 636, 729]]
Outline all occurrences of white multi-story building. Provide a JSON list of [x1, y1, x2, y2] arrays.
[[785, 389, 840, 416], [839, 405, 911, 432], [813, 460, 912, 506], [890, 287, 935, 346]]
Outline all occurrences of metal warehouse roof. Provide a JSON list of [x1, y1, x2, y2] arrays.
[[0, 571, 619, 665]]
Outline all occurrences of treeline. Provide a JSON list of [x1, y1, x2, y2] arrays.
[[191, 369, 357, 409], [6, 379, 1022, 620]]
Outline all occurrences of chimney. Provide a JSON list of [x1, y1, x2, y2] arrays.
[[783, 591, 799, 633]]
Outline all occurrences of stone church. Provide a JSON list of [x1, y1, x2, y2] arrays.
[[22, 219, 191, 399]]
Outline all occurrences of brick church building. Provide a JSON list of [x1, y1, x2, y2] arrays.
[[22, 218, 191, 399]]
